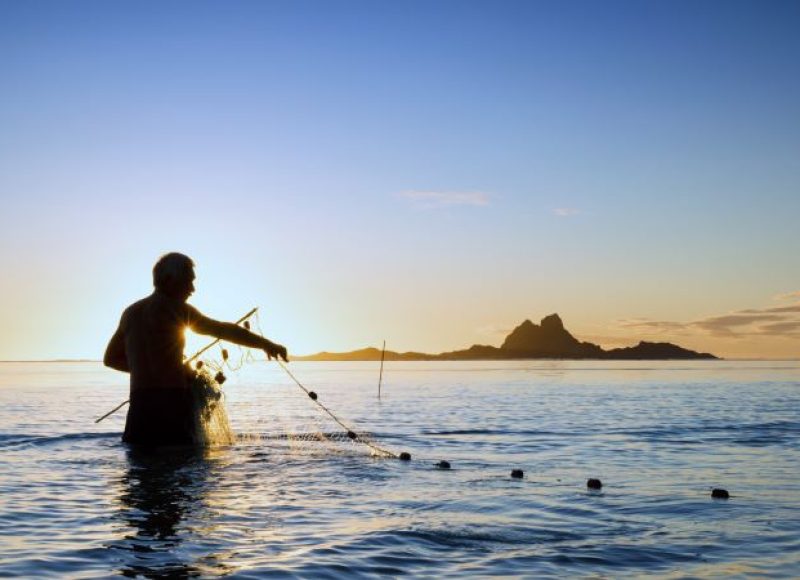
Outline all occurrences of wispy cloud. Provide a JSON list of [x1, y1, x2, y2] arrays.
[[764, 304, 800, 314], [774, 290, 800, 302], [692, 314, 785, 337], [553, 207, 579, 217], [616, 300, 800, 340], [398, 190, 490, 209], [759, 320, 800, 334], [617, 318, 690, 334]]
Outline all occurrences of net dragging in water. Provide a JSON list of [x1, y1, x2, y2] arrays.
[[186, 309, 400, 459], [268, 359, 397, 458]]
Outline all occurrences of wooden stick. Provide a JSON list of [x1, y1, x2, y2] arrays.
[[94, 399, 130, 424], [186, 307, 258, 363], [378, 340, 386, 399]]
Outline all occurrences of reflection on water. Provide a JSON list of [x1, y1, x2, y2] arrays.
[[113, 447, 232, 578]]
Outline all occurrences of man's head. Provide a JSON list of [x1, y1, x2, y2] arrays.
[[153, 252, 195, 301]]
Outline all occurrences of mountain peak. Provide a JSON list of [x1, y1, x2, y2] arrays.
[[540, 313, 564, 330], [500, 313, 598, 356]]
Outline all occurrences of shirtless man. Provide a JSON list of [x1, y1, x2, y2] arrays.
[[104, 252, 288, 446]]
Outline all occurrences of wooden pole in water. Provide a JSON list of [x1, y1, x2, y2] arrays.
[[378, 340, 386, 399]]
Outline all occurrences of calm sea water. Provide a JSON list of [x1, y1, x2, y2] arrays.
[[1, 360, 799, 578]]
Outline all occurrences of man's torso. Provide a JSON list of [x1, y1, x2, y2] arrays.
[[122, 292, 196, 391]]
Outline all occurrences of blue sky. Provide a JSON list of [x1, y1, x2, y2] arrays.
[[1, 1, 798, 358]]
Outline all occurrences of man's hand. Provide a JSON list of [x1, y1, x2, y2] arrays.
[[264, 341, 288, 362]]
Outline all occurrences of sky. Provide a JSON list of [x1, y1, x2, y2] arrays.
[[0, 0, 798, 360]]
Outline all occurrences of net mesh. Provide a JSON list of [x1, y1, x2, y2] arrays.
[[189, 370, 235, 447], [185, 310, 397, 459]]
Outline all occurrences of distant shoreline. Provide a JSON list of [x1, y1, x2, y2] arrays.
[[292, 314, 725, 362]]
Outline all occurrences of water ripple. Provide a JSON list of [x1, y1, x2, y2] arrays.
[[1, 361, 799, 577]]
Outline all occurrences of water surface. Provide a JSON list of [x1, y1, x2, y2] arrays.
[[1, 360, 799, 577]]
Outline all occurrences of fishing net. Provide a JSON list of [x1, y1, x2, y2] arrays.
[[183, 310, 399, 459], [189, 369, 235, 447], [231, 364, 396, 459]]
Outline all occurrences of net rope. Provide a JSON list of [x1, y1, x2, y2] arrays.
[[186, 309, 398, 458]]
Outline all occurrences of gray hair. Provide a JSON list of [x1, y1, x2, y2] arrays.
[[153, 252, 194, 291]]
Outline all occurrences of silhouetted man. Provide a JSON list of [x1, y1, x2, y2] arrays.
[[104, 252, 288, 446]]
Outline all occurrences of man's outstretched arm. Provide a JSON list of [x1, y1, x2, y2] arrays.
[[191, 312, 288, 362]]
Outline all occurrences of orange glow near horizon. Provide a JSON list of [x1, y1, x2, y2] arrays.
[[1, 261, 798, 361]]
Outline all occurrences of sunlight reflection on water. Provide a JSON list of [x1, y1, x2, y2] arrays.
[[1, 360, 799, 577]]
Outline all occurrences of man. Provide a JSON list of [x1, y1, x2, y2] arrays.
[[104, 252, 288, 446]]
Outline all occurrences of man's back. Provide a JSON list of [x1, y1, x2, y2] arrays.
[[122, 292, 197, 392], [104, 291, 202, 445]]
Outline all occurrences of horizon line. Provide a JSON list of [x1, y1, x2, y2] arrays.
[[1, 358, 799, 363]]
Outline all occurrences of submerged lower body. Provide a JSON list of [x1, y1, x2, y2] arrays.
[[123, 388, 196, 447]]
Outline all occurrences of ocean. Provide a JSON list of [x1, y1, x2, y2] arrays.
[[1, 360, 798, 578]]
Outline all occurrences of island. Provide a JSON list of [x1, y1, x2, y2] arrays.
[[293, 313, 718, 361]]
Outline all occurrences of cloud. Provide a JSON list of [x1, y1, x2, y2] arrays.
[[553, 207, 579, 217], [758, 321, 800, 334], [616, 301, 800, 340], [398, 190, 490, 209], [617, 318, 689, 333], [764, 304, 800, 314], [692, 314, 785, 337], [774, 290, 800, 302]]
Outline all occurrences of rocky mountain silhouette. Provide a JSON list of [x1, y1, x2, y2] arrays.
[[294, 314, 718, 361], [500, 314, 605, 358], [604, 341, 717, 360]]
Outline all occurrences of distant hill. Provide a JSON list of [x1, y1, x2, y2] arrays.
[[604, 341, 717, 360], [293, 314, 718, 361], [296, 347, 437, 361]]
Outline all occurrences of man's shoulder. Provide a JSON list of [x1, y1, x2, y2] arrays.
[[126, 294, 155, 310], [130, 294, 204, 320], [121, 294, 157, 318]]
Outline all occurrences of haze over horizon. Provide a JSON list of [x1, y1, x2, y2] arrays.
[[1, 1, 798, 360]]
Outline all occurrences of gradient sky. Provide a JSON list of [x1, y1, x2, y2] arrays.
[[1, 0, 798, 360]]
